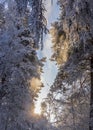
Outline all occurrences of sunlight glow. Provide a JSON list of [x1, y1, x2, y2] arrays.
[[30, 77, 42, 92], [34, 105, 41, 115]]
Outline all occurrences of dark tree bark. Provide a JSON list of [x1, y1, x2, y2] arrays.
[[90, 56, 93, 130]]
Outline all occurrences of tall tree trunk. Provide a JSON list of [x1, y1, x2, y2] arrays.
[[90, 56, 93, 130]]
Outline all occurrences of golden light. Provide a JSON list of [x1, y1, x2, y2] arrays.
[[30, 77, 42, 91], [29, 77, 42, 115]]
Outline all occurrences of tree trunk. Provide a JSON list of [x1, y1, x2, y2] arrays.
[[90, 56, 93, 130]]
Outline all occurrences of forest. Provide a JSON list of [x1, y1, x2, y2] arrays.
[[0, 0, 93, 130]]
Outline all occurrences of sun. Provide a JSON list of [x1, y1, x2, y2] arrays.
[[34, 107, 41, 115]]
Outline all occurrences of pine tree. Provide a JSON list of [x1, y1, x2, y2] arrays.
[[48, 0, 93, 129], [0, 1, 48, 129]]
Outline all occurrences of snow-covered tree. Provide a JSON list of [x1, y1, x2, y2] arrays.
[[15, 0, 48, 49], [0, 1, 48, 129], [44, 72, 90, 130], [47, 0, 93, 129]]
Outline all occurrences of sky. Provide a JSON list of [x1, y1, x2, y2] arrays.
[[35, 0, 60, 114]]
